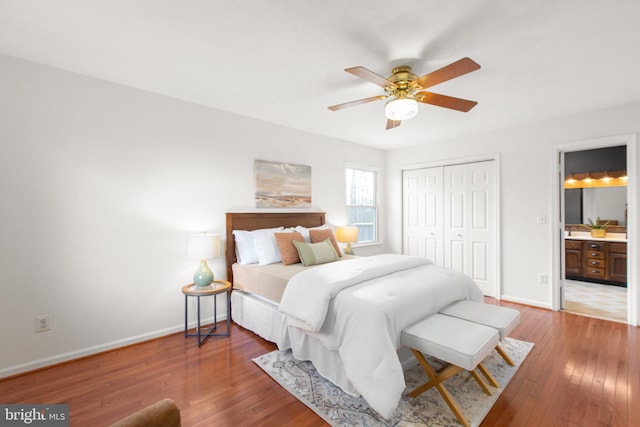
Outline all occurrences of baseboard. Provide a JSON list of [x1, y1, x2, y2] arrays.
[[0, 314, 227, 379], [500, 295, 553, 310]]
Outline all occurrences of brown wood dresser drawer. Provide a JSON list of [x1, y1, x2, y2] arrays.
[[584, 258, 605, 268], [584, 267, 606, 278], [585, 241, 605, 251], [585, 250, 605, 260], [565, 240, 582, 250], [609, 242, 627, 254]]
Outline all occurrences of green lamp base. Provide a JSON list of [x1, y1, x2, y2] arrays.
[[193, 259, 213, 287]]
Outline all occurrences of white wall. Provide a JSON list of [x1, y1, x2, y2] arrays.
[[0, 55, 385, 376], [386, 101, 640, 310]]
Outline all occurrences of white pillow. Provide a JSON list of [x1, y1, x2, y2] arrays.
[[232, 230, 259, 265], [253, 227, 287, 265], [294, 226, 310, 242], [294, 225, 330, 243], [233, 227, 284, 264]]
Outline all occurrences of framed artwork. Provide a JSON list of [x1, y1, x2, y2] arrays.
[[254, 160, 311, 208]]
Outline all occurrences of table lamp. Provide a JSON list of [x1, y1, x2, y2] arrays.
[[187, 233, 220, 287], [335, 226, 358, 255]]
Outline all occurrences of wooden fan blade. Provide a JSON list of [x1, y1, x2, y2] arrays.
[[346, 66, 397, 89], [328, 95, 386, 111], [412, 57, 480, 89], [386, 119, 401, 130], [416, 91, 478, 112]]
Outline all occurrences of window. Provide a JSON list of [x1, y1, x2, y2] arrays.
[[346, 166, 377, 243]]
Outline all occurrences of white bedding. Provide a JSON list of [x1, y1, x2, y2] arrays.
[[278, 254, 484, 419]]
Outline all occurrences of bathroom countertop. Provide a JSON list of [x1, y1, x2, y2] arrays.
[[564, 231, 627, 242]]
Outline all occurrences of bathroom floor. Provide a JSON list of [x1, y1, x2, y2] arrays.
[[563, 279, 627, 322]]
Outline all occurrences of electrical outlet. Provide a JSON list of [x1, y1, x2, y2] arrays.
[[537, 273, 548, 284], [35, 314, 51, 332]]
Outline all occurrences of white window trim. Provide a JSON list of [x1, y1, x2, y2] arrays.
[[345, 163, 380, 246]]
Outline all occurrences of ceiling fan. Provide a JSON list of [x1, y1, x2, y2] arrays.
[[328, 57, 480, 130]]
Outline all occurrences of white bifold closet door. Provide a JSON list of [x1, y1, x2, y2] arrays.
[[403, 160, 497, 297], [403, 167, 445, 264]]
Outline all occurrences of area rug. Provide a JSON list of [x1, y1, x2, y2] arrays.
[[253, 338, 533, 427]]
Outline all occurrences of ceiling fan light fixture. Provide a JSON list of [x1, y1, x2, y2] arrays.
[[385, 98, 418, 121], [329, 58, 480, 129]]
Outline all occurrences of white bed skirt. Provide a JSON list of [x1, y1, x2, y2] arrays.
[[231, 289, 416, 397], [230, 290, 290, 349]]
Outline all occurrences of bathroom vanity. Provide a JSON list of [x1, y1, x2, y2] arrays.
[[565, 231, 627, 286]]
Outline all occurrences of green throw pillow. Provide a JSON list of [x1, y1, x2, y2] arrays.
[[293, 238, 340, 266]]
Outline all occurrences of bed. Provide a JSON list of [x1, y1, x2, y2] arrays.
[[225, 211, 483, 419]]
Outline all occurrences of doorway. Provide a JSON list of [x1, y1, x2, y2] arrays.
[[552, 134, 638, 326], [562, 146, 628, 321]]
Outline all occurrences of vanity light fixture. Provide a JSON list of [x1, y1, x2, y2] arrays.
[[564, 170, 628, 189]]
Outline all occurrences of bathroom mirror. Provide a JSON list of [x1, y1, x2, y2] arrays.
[[565, 186, 627, 225]]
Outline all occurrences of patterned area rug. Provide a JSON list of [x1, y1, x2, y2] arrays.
[[253, 338, 533, 427]]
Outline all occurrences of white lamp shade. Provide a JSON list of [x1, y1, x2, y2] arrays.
[[187, 233, 220, 260], [385, 98, 419, 121], [335, 226, 359, 243]]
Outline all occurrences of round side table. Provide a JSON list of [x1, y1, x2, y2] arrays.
[[181, 280, 231, 347]]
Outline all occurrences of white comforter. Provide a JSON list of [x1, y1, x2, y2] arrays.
[[278, 254, 484, 419]]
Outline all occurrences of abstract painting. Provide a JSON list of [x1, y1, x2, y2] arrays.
[[254, 160, 311, 208]]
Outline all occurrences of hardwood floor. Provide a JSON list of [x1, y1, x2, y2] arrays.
[[1, 299, 639, 426]]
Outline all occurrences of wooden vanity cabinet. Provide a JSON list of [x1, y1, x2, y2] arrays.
[[608, 242, 628, 283], [565, 240, 582, 276], [565, 240, 627, 286]]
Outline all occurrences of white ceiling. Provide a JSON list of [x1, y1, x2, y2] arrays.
[[1, 0, 640, 150]]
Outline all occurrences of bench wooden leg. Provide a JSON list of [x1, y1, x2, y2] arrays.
[[409, 363, 463, 398], [496, 344, 515, 366], [409, 349, 470, 427], [477, 362, 500, 388], [470, 369, 493, 395]]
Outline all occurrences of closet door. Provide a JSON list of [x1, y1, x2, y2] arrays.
[[402, 167, 444, 264], [444, 161, 497, 297], [443, 164, 468, 272]]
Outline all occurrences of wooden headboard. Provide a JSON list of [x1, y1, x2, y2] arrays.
[[225, 211, 326, 284]]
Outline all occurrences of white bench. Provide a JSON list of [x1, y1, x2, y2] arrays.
[[439, 300, 521, 366], [401, 314, 500, 427]]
